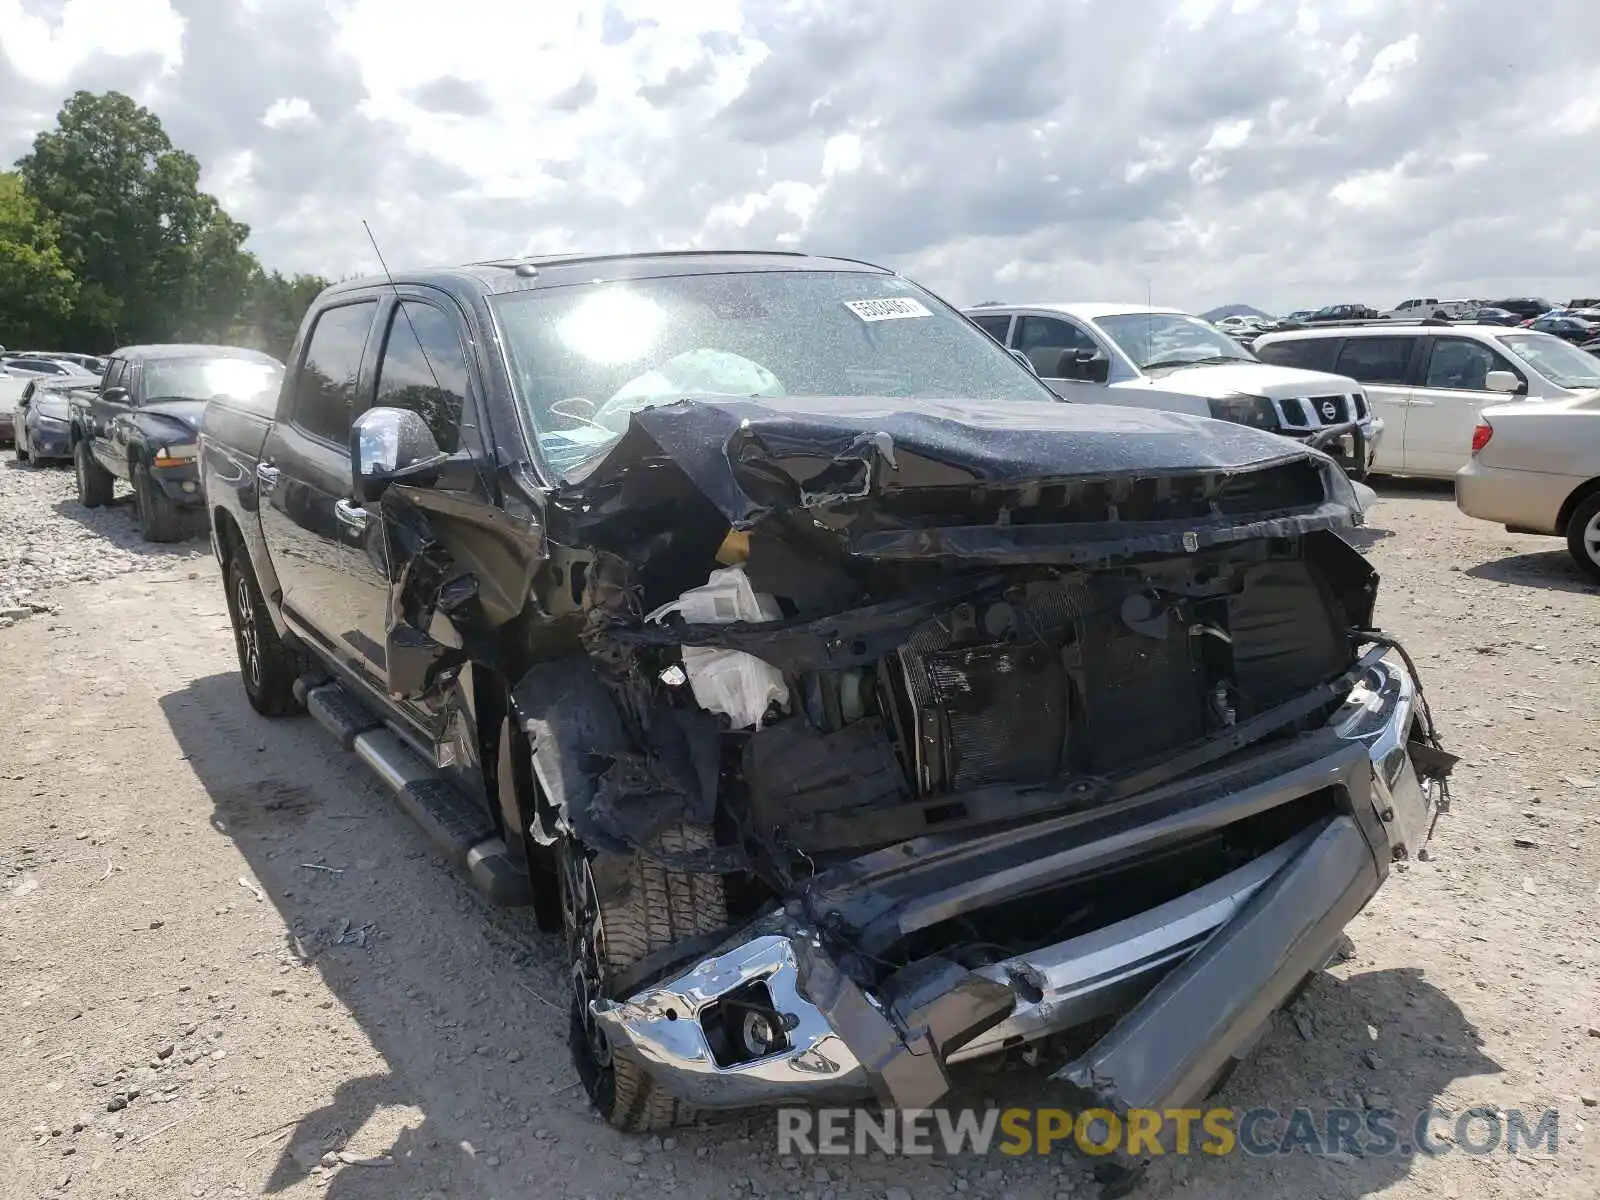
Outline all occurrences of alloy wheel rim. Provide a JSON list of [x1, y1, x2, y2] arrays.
[[235, 573, 261, 687], [559, 843, 612, 1069], [1584, 511, 1600, 567]]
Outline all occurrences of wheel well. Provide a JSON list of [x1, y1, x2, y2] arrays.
[[1557, 477, 1600, 534], [213, 506, 244, 563]]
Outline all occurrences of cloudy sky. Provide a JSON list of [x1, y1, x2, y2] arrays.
[[1, 0, 1597, 314]]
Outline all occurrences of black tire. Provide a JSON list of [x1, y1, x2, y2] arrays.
[[133, 459, 186, 543], [224, 547, 312, 717], [562, 823, 727, 1132], [1566, 491, 1600, 583], [74, 437, 114, 507]]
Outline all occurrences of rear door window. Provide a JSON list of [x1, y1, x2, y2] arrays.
[[1333, 336, 1418, 385], [1257, 338, 1342, 372], [292, 301, 378, 445]]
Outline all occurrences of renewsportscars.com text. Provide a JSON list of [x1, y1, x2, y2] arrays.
[[777, 1106, 1560, 1159]]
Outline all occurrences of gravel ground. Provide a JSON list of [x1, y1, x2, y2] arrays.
[[0, 458, 209, 620], [2, 460, 1599, 1200]]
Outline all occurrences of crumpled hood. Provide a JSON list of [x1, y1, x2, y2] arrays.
[[1128, 361, 1358, 400], [572, 395, 1356, 528], [139, 399, 207, 429]]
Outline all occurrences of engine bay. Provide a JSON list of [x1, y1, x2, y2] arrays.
[[577, 522, 1377, 882]]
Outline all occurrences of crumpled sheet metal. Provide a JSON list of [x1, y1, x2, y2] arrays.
[[563, 395, 1361, 529]]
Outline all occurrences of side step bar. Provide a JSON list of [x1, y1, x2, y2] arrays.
[[293, 675, 532, 906]]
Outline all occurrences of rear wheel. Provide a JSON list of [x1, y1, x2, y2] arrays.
[[132, 459, 187, 543], [74, 438, 114, 507], [1566, 492, 1600, 582], [561, 823, 727, 1132], [224, 547, 312, 717]]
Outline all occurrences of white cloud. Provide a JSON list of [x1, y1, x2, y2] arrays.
[[0, 0, 184, 85], [1331, 164, 1405, 209], [3, 0, 1600, 317], [1348, 32, 1419, 105], [261, 96, 314, 128], [1203, 119, 1253, 152], [821, 132, 862, 177], [1551, 95, 1600, 136]]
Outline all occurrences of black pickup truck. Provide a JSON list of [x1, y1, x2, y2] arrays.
[[70, 343, 283, 541], [199, 251, 1452, 1165]]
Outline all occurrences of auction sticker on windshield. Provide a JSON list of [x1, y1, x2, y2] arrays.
[[843, 297, 932, 322]]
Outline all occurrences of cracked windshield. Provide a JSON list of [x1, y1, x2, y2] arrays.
[[490, 270, 1052, 479]]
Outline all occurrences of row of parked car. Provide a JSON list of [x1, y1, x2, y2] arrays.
[[964, 300, 1600, 578], [5, 342, 284, 542], [1215, 297, 1600, 355]]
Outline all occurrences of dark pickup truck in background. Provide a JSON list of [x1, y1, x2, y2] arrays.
[[70, 343, 282, 541], [198, 251, 1452, 1183]]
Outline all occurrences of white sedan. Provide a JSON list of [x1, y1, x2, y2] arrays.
[[1455, 392, 1600, 580]]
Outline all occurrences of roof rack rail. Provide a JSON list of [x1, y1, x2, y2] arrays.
[[1278, 316, 1462, 330], [468, 248, 833, 272]]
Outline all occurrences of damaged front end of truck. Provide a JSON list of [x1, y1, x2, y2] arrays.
[[503, 396, 1453, 1133]]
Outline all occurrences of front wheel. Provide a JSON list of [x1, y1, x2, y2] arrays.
[[224, 547, 311, 717], [1566, 492, 1600, 583], [133, 460, 187, 543], [560, 823, 727, 1131], [74, 438, 114, 508]]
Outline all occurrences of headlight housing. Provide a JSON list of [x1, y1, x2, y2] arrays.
[[1205, 394, 1279, 430], [152, 443, 198, 468]]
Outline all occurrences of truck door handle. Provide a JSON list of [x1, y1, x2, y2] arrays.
[[1407, 397, 1433, 407], [334, 499, 367, 531], [255, 462, 281, 492]]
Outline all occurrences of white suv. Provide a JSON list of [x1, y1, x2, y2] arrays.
[[964, 303, 1382, 477], [1252, 323, 1600, 479]]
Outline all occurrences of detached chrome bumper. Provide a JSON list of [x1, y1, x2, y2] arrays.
[[593, 658, 1440, 1111]]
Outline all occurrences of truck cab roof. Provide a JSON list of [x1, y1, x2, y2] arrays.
[[322, 250, 894, 302]]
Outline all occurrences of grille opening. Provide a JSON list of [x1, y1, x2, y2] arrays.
[[885, 786, 1342, 973], [866, 461, 1329, 529]]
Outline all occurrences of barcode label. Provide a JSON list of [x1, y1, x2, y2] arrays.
[[843, 297, 933, 322]]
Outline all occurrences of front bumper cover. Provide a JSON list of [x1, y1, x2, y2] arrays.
[[592, 657, 1442, 1114], [151, 460, 204, 506], [27, 422, 71, 459]]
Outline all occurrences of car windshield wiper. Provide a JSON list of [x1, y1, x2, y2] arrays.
[[1139, 354, 1248, 370]]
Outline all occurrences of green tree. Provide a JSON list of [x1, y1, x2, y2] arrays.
[[0, 172, 80, 347], [232, 269, 331, 360], [17, 90, 258, 347]]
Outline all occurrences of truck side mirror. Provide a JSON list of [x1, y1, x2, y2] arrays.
[[101, 386, 129, 404], [350, 406, 447, 503], [1484, 370, 1522, 394]]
